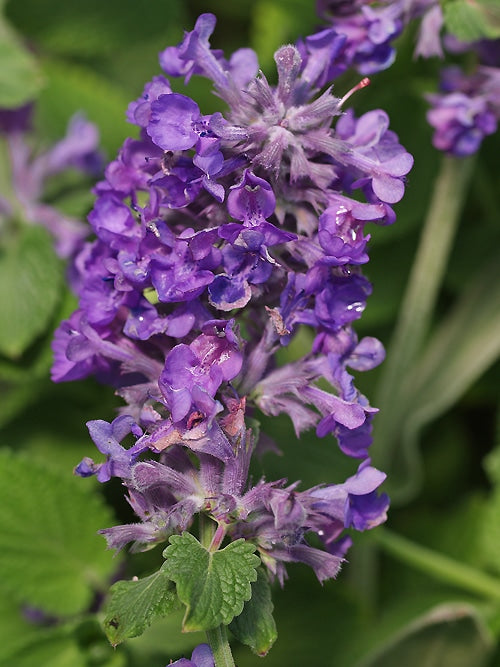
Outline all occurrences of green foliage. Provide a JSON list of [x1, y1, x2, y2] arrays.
[[0, 13, 43, 107], [0, 595, 85, 667], [250, 0, 319, 70], [477, 445, 500, 577], [162, 533, 260, 632], [103, 571, 179, 647], [0, 224, 62, 359], [229, 567, 277, 657], [358, 603, 494, 667], [37, 60, 131, 156], [442, 0, 500, 41], [126, 611, 205, 662], [379, 258, 500, 499], [0, 449, 118, 615]]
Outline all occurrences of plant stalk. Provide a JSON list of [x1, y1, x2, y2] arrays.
[[374, 155, 476, 474], [374, 528, 500, 602], [206, 625, 236, 667]]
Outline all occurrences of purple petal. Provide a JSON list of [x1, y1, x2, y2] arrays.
[[227, 170, 276, 223], [147, 94, 200, 150]]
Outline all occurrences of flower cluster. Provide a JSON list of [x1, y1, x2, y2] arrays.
[[169, 644, 214, 667], [0, 104, 102, 258], [318, 0, 500, 156], [52, 14, 411, 585], [426, 55, 500, 156]]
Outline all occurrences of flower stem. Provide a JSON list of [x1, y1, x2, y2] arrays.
[[374, 155, 475, 475], [206, 625, 236, 667], [209, 523, 227, 552], [199, 513, 216, 550], [374, 528, 500, 602]]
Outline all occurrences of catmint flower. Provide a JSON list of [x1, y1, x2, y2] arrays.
[[91, 415, 388, 584], [168, 643, 215, 667], [54, 13, 408, 585], [0, 104, 102, 258], [426, 65, 500, 156], [322, 2, 500, 157], [316, 0, 404, 74]]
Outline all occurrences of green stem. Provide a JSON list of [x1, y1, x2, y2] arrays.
[[199, 513, 216, 550], [206, 625, 236, 667], [374, 155, 475, 472], [374, 528, 500, 602]]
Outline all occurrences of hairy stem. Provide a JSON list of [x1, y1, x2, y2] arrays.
[[206, 625, 236, 667], [199, 513, 216, 550]]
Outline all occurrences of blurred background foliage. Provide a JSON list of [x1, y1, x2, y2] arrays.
[[0, 0, 499, 665]]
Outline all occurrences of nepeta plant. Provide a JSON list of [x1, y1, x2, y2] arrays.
[[51, 11, 412, 665], [0, 104, 101, 258], [320, 0, 500, 156]]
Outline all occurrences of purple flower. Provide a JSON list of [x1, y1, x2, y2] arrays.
[[127, 75, 172, 127], [168, 643, 214, 667], [227, 170, 276, 224], [427, 92, 497, 155], [96, 419, 389, 584], [75, 415, 146, 482], [51, 12, 413, 595], [159, 320, 243, 423], [426, 66, 499, 156], [1, 107, 102, 258], [310, 459, 389, 532], [333, 108, 414, 204], [316, 1, 403, 75], [148, 94, 201, 151]]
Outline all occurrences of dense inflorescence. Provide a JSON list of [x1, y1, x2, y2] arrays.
[[52, 13, 413, 584], [319, 0, 500, 156]]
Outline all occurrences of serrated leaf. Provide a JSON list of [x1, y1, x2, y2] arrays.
[[229, 567, 277, 657], [0, 224, 62, 358], [0, 449, 117, 615], [0, 16, 43, 107], [162, 533, 260, 632], [357, 603, 494, 667], [103, 570, 179, 647]]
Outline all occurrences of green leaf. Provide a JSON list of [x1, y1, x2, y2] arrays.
[[357, 603, 494, 667], [162, 533, 260, 632], [0, 15, 43, 107], [0, 449, 117, 615], [251, 0, 319, 70], [103, 570, 179, 647], [0, 595, 86, 667], [477, 445, 500, 576], [376, 258, 500, 501], [229, 567, 277, 657], [37, 60, 131, 157], [0, 224, 62, 358], [443, 0, 500, 41], [127, 610, 205, 662]]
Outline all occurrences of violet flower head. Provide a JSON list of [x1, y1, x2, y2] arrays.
[[168, 644, 215, 667], [53, 13, 409, 585], [0, 105, 103, 258], [316, 0, 404, 74], [426, 65, 500, 156]]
